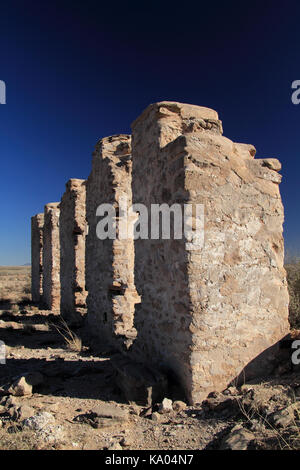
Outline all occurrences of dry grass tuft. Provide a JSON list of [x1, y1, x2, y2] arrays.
[[50, 317, 82, 352]]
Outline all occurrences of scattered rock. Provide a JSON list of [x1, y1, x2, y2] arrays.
[[23, 411, 64, 444], [74, 403, 129, 429], [7, 424, 22, 433], [270, 405, 297, 428], [24, 411, 55, 430], [203, 395, 240, 417], [139, 406, 152, 418], [17, 404, 35, 421], [220, 425, 255, 450], [158, 398, 173, 414], [8, 372, 44, 397], [151, 412, 162, 422], [5, 396, 19, 408], [8, 377, 33, 396], [0, 405, 6, 414], [223, 386, 238, 396], [47, 402, 59, 413], [7, 406, 18, 420], [173, 400, 187, 412], [120, 436, 131, 447], [108, 442, 123, 450], [249, 419, 266, 433], [240, 384, 254, 395], [129, 404, 140, 416], [207, 391, 219, 399], [92, 403, 129, 427], [239, 383, 293, 415], [42, 424, 65, 445]]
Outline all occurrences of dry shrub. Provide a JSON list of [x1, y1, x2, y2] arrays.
[[285, 260, 300, 329], [237, 385, 300, 450]]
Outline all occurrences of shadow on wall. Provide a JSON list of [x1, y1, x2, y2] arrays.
[[229, 334, 293, 387]]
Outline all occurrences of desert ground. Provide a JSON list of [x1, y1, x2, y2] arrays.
[[0, 266, 300, 450]]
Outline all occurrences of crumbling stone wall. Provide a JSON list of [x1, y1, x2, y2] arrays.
[[31, 213, 44, 303], [42, 202, 60, 311], [86, 135, 140, 350], [60, 179, 87, 324], [131, 101, 290, 404]]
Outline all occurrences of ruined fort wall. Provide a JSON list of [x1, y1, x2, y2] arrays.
[[86, 135, 140, 350], [31, 213, 44, 303], [131, 101, 290, 404], [60, 179, 87, 324], [42, 202, 60, 311]]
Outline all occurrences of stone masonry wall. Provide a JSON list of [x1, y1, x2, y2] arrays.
[[42, 202, 60, 311], [31, 213, 44, 303], [131, 101, 290, 404], [60, 179, 87, 324], [86, 135, 140, 350], [59, 178, 86, 323]]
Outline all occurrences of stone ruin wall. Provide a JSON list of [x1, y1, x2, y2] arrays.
[[31, 101, 290, 404], [130, 101, 290, 404], [42, 202, 60, 311], [85, 135, 140, 350], [31, 213, 44, 303], [60, 179, 87, 324]]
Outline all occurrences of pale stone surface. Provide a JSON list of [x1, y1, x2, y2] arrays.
[[131, 101, 290, 405], [42, 203, 60, 311], [220, 424, 255, 450], [60, 179, 87, 324], [85, 135, 140, 350], [158, 398, 173, 414], [31, 213, 44, 302]]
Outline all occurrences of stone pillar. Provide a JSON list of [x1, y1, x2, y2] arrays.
[[131, 101, 290, 404], [31, 213, 44, 303], [42, 202, 60, 311], [60, 179, 87, 324], [86, 134, 140, 350]]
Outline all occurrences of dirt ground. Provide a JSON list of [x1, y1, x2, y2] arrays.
[[0, 267, 300, 451]]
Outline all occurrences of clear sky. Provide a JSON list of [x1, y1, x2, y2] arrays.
[[0, 0, 299, 265]]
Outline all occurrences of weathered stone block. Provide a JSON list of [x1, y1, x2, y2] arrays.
[[31, 213, 44, 303], [131, 101, 290, 404], [60, 179, 87, 324], [86, 135, 140, 350], [42, 202, 60, 311]]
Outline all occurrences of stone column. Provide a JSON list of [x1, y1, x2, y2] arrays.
[[60, 179, 87, 324], [131, 101, 290, 404], [86, 134, 140, 350], [42, 202, 60, 311], [31, 213, 44, 303]]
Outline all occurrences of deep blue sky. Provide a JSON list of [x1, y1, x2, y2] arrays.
[[0, 0, 299, 265]]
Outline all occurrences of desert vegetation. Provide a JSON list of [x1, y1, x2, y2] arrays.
[[285, 258, 300, 329], [0, 266, 31, 305]]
